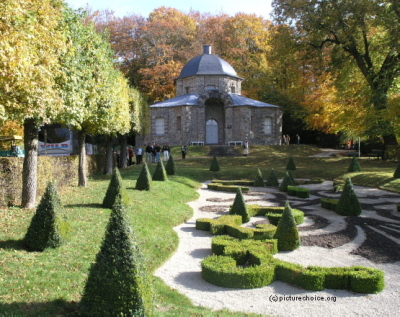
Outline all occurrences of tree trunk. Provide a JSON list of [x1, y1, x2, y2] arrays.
[[21, 118, 39, 209], [119, 134, 128, 168], [78, 129, 87, 187], [104, 135, 114, 175]]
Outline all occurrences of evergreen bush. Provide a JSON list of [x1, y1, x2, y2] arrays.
[[394, 164, 400, 178], [253, 169, 265, 187], [80, 196, 154, 316], [103, 168, 128, 208], [229, 187, 250, 223], [335, 178, 362, 216], [135, 163, 152, 191], [23, 182, 70, 251], [279, 171, 295, 192], [273, 201, 300, 251], [347, 156, 361, 172], [209, 156, 220, 172], [152, 160, 168, 181], [286, 156, 297, 170], [165, 155, 176, 175], [265, 168, 279, 187]]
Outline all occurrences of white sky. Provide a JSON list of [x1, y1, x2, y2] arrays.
[[64, 0, 273, 20]]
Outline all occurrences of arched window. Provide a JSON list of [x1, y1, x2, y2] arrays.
[[264, 117, 272, 134]]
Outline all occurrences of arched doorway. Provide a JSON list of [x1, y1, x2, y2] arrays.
[[206, 119, 218, 144]]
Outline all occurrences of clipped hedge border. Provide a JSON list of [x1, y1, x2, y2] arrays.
[[207, 183, 250, 193], [196, 215, 277, 239], [287, 186, 310, 198], [211, 179, 254, 186], [201, 236, 384, 293], [321, 198, 339, 211], [247, 204, 304, 226], [295, 178, 325, 185], [333, 179, 346, 192]]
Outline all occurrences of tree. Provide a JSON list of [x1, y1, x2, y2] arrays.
[[103, 168, 128, 208], [273, 0, 400, 145], [0, 0, 67, 208], [209, 156, 220, 172], [273, 201, 300, 251], [80, 196, 154, 316], [336, 178, 362, 216], [286, 156, 296, 170], [266, 168, 280, 187], [229, 187, 250, 223], [254, 169, 265, 187], [165, 155, 176, 175], [152, 160, 168, 181], [23, 182, 70, 251], [57, 8, 130, 183], [348, 157, 362, 173], [135, 163, 152, 191]]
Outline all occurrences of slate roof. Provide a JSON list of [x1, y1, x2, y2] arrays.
[[176, 53, 242, 79], [150, 93, 279, 108]]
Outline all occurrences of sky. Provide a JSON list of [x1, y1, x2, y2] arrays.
[[65, 0, 273, 20]]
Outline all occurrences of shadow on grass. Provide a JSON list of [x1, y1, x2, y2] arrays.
[[0, 298, 79, 317], [0, 239, 24, 251], [64, 203, 103, 209]]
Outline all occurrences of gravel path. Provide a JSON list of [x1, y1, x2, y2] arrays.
[[154, 181, 400, 316]]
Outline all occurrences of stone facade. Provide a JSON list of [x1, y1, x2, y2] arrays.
[[141, 46, 282, 146]]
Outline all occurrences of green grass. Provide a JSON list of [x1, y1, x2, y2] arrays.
[[0, 145, 398, 316]]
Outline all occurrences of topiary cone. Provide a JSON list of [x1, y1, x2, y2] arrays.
[[279, 171, 295, 192], [152, 159, 168, 181], [103, 168, 128, 208], [254, 168, 265, 187], [273, 201, 300, 251], [266, 168, 279, 187], [23, 181, 70, 251], [209, 156, 220, 172], [347, 156, 361, 172], [80, 195, 154, 316], [286, 156, 297, 170], [336, 178, 362, 216], [165, 155, 176, 175], [135, 163, 152, 190], [229, 187, 250, 223]]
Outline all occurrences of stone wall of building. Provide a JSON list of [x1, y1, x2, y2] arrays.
[[176, 75, 242, 96]]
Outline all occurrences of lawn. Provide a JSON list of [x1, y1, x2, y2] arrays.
[[0, 145, 398, 316]]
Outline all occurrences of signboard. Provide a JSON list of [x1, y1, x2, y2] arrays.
[[38, 139, 72, 156]]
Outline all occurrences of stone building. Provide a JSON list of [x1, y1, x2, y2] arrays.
[[145, 45, 282, 146]]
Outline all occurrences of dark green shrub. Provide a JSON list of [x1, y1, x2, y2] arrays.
[[209, 215, 242, 235], [323, 267, 350, 290], [135, 163, 152, 191], [273, 201, 300, 251], [286, 156, 297, 170], [287, 186, 310, 198], [165, 155, 176, 175], [394, 164, 400, 178], [23, 182, 70, 251], [265, 168, 279, 187], [253, 224, 277, 240], [103, 168, 128, 208], [195, 218, 212, 231], [80, 196, 154, 316], [336, 178, 362, 216], [253, 169, 265, 187], [225, 225, 254, 239], [209, 156, 220, 171], [301, 268, 325, 291], [152, 160, 168, 181], [347, 156, 361, 172], [229, 187, 250, 223], [279, 171, 295, 192]]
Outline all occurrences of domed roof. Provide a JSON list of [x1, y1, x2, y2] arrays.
[[176, 45, 241, 79]]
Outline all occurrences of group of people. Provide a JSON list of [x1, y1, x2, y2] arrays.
[[145, 143, 171, 163], [281, 134, 300, 145]]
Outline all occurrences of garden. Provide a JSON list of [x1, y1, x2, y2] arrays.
[[0, 145, 399, 316]]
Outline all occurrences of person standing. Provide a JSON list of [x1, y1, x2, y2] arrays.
[[181, 144, 187, 159], [146, 143, 153, 163], [282, 135, 287, 145], [296, 134, 300, 145], [162, 143, 170, 161], [135, 145, 143, 165], [286, 135, 290, 145], [128, 146, 134, 166], [154, 143, 161, 162], [243, 140, 249, 156]]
